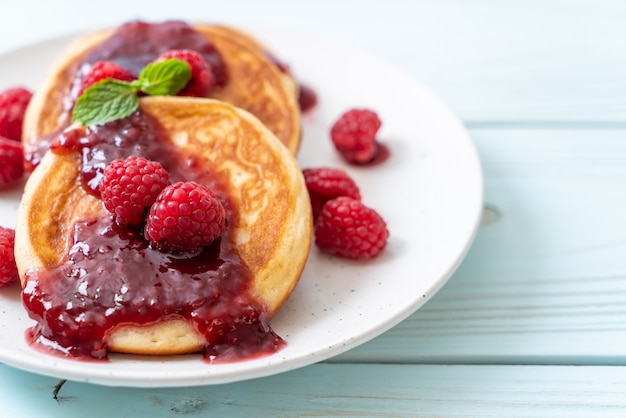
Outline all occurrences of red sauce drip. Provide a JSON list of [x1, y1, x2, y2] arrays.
[[22, 110, 285, 361], [298, 84, 318, 113]]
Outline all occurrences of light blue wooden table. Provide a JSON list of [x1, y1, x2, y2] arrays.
[[1, 1, 625, 416]]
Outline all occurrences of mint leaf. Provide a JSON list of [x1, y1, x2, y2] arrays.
[[134, 59, 191, 96], [70, 58, 192, 126], [72, 79, 139, 126]]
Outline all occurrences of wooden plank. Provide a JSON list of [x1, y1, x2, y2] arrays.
[[0, 363, 625, 417], [0, 0, 623, 122], [338, 128, 626, 364]]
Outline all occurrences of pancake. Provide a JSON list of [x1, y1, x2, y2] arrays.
[[22, 21, 301, 171], [200, 24, 297, 91], [15, 96, 312, 356]]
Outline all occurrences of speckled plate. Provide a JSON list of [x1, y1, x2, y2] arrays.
[[0, 27, 482, 387]]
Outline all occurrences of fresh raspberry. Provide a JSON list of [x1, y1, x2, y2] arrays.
[[99, 156, 170, 226], [315, 197, 388, 260], [145, 181, 226, 252], [0, 137, 24, 189], [78, 61, 135, 97], [330, 108, 382, 164], [156, 50, 215, 97], [0, 227, 18, 286], [0, 87, 32, 141], [302, 167, 361, 221]]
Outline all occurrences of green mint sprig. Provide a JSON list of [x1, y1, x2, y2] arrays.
[[72, 58, 191, 126]]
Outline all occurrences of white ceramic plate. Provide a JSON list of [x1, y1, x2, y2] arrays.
[[0, 28, 482, 387]]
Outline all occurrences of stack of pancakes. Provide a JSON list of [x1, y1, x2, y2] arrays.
[[15, 22, 312, 356]]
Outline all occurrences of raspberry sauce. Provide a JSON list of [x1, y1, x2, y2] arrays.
[[22, 110, 285, 362], [298, 84, 318, 113], [50, 111, 190, 196]]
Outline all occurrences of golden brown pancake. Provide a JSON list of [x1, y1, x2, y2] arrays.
[[22, 22, 301, 168], [200, 24, 297, 94], [15, 96, 312, 356]]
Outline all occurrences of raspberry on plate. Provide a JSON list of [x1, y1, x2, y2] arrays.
[[330, 108, 382, 164], [145, 181, 226, 253], [0, 87, 32, 141], [156, 49, 215, 97], [0, 137, 24, 189], [302, 167, 361, 221], [0, 226, 18, 286], [99, 156, 170, 226], [315, 197, 388, 260], [78, 61, 136, 97]]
